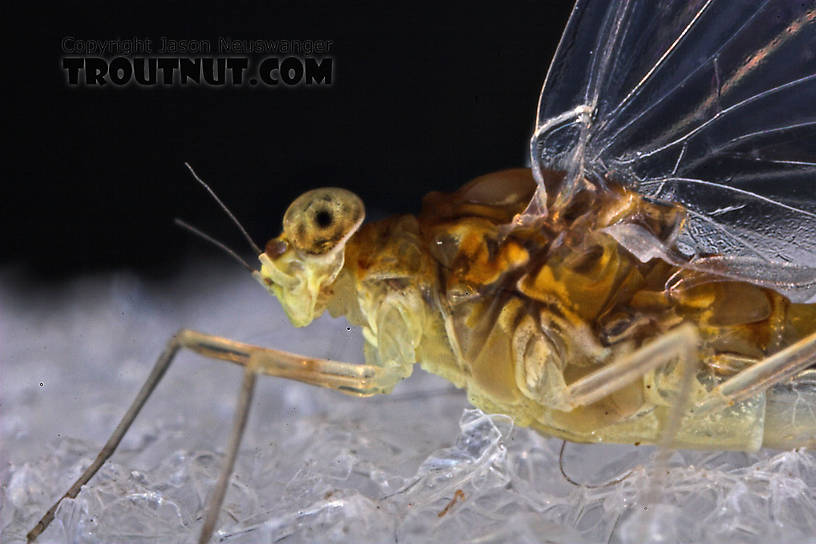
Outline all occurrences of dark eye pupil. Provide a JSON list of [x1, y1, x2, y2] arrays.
[[314, 209, 333, 228]]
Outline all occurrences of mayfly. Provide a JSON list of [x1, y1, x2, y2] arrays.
[[29, 0, 816, 542]]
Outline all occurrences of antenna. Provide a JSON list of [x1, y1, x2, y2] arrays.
[[174, 218, 255, 273], [184, 162, 263, 256]]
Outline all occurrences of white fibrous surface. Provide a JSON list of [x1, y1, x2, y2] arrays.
[[2, 263, 815, 544]]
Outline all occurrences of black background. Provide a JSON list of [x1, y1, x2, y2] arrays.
[[5, 2, 574, 284]]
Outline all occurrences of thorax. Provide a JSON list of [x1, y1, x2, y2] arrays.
[[326, 171, 815, 417]]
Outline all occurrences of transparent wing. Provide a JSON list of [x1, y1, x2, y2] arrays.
[[530, 0, 816, 302]]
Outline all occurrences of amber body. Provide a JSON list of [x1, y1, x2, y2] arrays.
[[322, 169, 815, 450]]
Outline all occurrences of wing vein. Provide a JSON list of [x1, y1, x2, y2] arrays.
[[613, 0, 718, 120], [684, 208, 772, 262], [592, 0, 775, 160], [618, 74, 816, 164], [641, 177, 816, 219]]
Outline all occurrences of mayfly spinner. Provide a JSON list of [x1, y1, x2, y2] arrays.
[[29, 0, 816, 542]]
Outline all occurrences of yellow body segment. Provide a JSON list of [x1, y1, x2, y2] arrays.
[[259, 169, 816, 450]]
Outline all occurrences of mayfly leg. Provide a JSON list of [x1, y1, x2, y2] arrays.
[[560, 322, 701, 477], [562, 323, 700, 411], [27, 329, 399, 543], [26, 336, 182, 543], [198, 363, 256, 544], [559, 323, 703, 530], [693, 329, 816, 416]]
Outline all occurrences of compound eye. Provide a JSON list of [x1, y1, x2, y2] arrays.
[[283, 187, 365, 255]]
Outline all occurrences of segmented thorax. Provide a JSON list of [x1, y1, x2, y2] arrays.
[[329, 169, 815, 446], [413, 169, 693, 427]]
